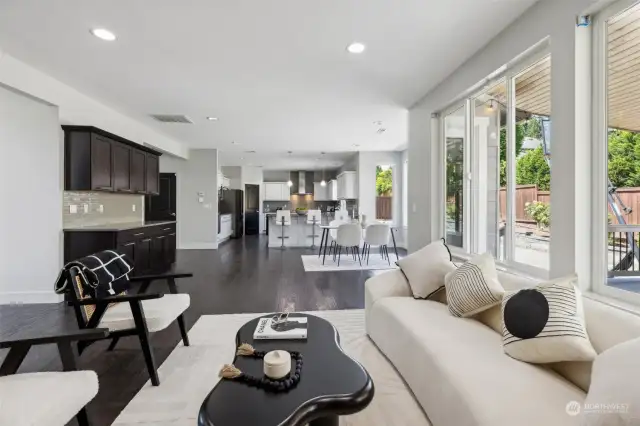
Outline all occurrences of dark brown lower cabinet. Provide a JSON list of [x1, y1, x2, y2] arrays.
[[64, 223, 176, 275]]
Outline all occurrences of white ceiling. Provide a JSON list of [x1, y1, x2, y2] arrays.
[[0, 0, 537, 158], [219, 150, 355, 170]]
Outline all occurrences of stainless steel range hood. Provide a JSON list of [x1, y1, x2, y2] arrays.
[[294, 171, 314, 195]]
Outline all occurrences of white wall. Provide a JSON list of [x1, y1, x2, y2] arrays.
[[408, 0, 599, 285], [357, 152, 402, 225], [0, 85, 62, 303], [0, 49, 189, 159], [160, 150, 219, 249]]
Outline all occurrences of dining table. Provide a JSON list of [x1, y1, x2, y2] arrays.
[[317, 223, 399, 265]]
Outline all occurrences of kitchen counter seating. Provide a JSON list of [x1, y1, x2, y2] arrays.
[[268, 212, 324, 248]]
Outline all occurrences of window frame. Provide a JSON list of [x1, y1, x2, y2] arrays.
[[442, 102, 471, 252], [591, 0, 640, 306], [437, 42, 551, 279]]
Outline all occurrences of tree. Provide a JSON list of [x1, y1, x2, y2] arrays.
[[608, 130, 640, 188], [376, 167, 393, 196], [516, 146, 551, 191], [499, 121, 525, 187], [522, 116, 543, 140]]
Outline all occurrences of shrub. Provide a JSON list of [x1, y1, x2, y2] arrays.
[[525, 201, 550, 229]]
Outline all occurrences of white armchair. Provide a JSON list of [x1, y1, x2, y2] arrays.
[[0, 328, 108, 426]]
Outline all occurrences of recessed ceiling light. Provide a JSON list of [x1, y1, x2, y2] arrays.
[[207, 116, 218, 121], [347, 42, 366, 54], [231, 141, 240, 145], [353, 144, 360, 147], [91, 28, 116, 41]]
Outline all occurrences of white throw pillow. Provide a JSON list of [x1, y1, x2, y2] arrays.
[[445, 252, 504, 317], [501, 275, 597, 364], [581, 337, 640, 426], [396, 239, 456, 299]]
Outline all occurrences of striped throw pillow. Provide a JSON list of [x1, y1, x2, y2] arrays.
[[445, 252, 505, 317], [501, 275, 597, 363]]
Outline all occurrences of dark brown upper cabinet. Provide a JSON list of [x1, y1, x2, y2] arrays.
[[145, 153, 159, 195], [64, 126, 161, 195], [112, 142, 132, 192], [130, 149, 146, 193], [90, 134, 113, 191]]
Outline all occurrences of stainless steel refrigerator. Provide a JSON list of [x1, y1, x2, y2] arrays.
[[219, 189, 244, 239]]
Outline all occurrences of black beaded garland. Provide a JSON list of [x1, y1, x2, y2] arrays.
[[231, 349, 303, 393]]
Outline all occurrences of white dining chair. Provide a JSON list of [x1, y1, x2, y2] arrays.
[[327, 219, 345, 257], [276, 210, 291, 249], [334, 210, 350, 222], [307, 210, 322, 247], [335, 224, 363, 266], [364, 223, 391, 265]]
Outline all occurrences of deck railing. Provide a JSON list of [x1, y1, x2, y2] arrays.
[[608, 225, 640, 276]]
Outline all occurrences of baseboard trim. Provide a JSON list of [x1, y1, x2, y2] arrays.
[[179, 242, 218, 250], [0, 291, 63, 305]]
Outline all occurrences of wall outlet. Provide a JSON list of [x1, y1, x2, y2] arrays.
[[98, 204, 104, 213], [83, 204, 89, 213], [132, 204, 136, 212], [412, 203, 417, 213], [69, 204, 78, 214]]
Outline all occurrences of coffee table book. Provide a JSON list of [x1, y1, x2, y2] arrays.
[[253, 317, 308, 340]]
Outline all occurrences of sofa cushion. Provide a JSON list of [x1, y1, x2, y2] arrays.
[[0, 371, 98, 426], [582, 337, 640, 425], [396, 239, 456, 299], [502, 275, 597, 364], [445, 252, 505, 317], [367, 297, 585, 426]]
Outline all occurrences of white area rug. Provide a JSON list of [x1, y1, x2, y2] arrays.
[[112, 310, 430, 426], [301, 254, 399, 271]]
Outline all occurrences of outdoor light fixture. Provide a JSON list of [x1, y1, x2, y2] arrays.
[[487, 100, 495, 112]]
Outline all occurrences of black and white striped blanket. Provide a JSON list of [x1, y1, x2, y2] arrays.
[[55, 250, 133, 299]]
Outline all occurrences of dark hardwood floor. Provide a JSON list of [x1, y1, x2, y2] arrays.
[[0, 235, 404, 426]]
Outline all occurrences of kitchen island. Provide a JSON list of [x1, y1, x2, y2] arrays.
[[266, 212, 326, 248]]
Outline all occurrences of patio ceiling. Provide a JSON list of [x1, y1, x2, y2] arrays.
[[608, 4, 640, 132], [484, 2, 640, 134]]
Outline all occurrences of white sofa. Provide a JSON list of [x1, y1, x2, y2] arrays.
[[365, 268, 640, 426]]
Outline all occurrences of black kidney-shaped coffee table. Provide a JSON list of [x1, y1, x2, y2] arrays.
[[198, 313, 374, 426]]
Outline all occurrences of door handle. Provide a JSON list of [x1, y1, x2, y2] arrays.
[[170, 213, 176, 216]]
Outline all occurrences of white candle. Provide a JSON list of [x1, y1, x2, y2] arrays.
[[263, 350, 291, 379]]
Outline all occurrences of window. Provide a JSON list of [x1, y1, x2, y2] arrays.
[[472, 80, 506, 260], [439, 47, 551, 277], [444, 105, 467, 249], [512, 56, 551, 270], [594, 0, 640, 302], [402, 156, 408, 227]]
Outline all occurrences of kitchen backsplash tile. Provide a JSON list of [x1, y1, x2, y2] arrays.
[[63, 191, 144, 227]]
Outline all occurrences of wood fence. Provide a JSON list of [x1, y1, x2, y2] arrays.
[[609, 187, 640, 224], [499, 185, 550, 222], [376, 196, 393, 220]]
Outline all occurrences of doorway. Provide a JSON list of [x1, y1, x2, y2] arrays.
[[245, 184, 260, 235], [145, 173, 177, 221]]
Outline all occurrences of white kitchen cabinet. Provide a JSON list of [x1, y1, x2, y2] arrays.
[[218, 214, 233, 242], [263, 182, 290, 201], [329, 179, 338, 201], [218, 172, 230, 189], [337, 171, 357, 200], [313, 182, 327, 201]]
